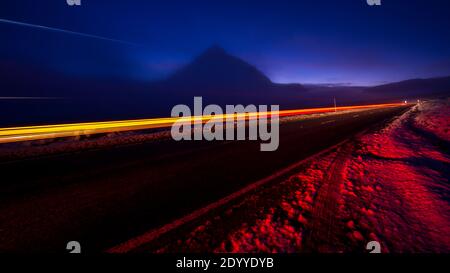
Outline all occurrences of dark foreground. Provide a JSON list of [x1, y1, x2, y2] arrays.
[[0, 106, 409, 253]]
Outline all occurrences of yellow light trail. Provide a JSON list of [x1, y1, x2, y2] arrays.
[[0, 102, 409, 144]]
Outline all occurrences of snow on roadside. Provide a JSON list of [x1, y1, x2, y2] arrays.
[[0, 130, 172, 161], [413, 99, 450, 142], [346, 100, 450, 252], [214, 164, 328, 253], [160, 100, 450, 253]]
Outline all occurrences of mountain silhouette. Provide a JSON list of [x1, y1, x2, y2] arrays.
[[365, 76, 450, 99], [153, 46, 308, 106], [165, 45, 273, 90], [1, 45, 450, 126]]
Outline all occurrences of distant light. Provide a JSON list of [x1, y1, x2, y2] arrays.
[[404, 100, 408, 104]]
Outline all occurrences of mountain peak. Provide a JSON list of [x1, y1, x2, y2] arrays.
[[201, 45, 227, 56], [166, 46, 273, 89]]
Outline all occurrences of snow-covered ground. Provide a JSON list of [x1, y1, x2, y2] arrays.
[[158, 99, 450, 253], [0, 130, 172, 161]]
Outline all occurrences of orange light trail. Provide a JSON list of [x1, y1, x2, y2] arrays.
[[0, 102, 409, 144]]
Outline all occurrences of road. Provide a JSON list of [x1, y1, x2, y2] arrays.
[[0, 103, 406, 144], [0, 105, 410, 253]]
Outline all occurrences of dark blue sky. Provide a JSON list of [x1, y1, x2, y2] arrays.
[[1, 0, 450, 86]]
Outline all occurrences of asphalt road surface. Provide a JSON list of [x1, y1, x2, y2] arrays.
[[0, 106, 410, 253]]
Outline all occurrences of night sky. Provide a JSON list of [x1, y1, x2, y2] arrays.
[[1, 0, 450, 86]]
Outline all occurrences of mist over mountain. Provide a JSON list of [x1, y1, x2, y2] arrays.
[[166, 46, 273, 89], [1, 46, 449, 126], [149, 46, 307, 106]]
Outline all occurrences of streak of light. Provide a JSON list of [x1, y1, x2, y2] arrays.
[[0, 18, 137, 46], [0, 102, 409, 144]]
